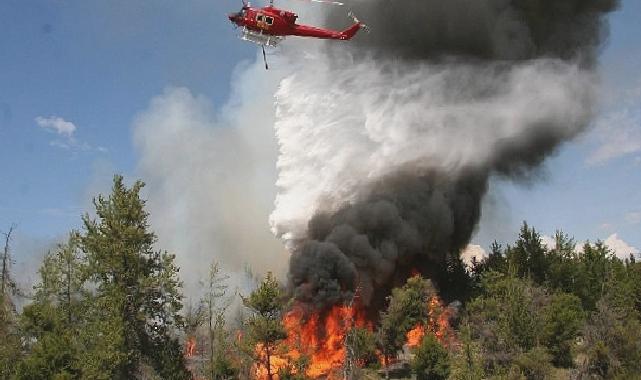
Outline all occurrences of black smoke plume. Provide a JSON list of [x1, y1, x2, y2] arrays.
[[279, 0, 619, 313]]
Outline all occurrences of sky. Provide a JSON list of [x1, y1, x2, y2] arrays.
[[1, 0, 640, 285]]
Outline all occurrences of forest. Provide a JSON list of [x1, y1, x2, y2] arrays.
[[1, 176, 640, 380]]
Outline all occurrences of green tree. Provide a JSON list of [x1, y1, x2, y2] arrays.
[[411, 332, 449, 380], [243, 272, 287, 380], [474, 241, 507, 276], [541, 292, 584, 367], [80, 175, 189, 379], [465, 272, 546, 372], [576, 241, 613, 311], [378, 275, 438, 366], [545, 231, 581, 295], [505, 222, 548, 283], [17, 233, 86, 379]]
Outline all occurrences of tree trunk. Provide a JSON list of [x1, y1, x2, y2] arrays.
[[66, 248, 72, 324], [209, 302, 215, 380], [1, 226, 14, 297], [266, 344, 272, 380]]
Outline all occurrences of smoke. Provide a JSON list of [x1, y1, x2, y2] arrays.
[[332, 0, 616, 64], [132, 61, 287, 295], [271, 0, 619, 311]]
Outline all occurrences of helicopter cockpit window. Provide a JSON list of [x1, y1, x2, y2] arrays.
[[265, 16, 274, 25], [256, 14, 264, 22]]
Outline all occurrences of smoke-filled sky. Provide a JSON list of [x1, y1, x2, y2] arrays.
[[1, 0, 640, 292]]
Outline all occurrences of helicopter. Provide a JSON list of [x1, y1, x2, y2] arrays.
[[228, 0, 366, 69]]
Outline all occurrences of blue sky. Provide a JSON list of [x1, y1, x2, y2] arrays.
[[1, 0, 640, 273]]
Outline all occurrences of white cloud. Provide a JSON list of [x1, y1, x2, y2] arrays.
[[35, 116, 77, 137], [540, 235, 556, 250], [604, 233, 639, 260], [35, 115, 106, 153], [587, 83, 641, 165], [460, 244, 487, 267]]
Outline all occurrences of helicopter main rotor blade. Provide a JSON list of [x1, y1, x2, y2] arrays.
[[292, 0, 345, 6]]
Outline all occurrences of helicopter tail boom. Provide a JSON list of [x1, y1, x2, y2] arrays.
[[338, 22, 361, 40]]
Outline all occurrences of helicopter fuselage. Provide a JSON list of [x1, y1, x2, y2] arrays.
[[228, 5, 361, 42]]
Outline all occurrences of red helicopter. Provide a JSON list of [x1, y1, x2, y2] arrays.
[[228, 0, 366, 69]]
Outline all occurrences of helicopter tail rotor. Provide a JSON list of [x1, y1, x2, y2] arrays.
[[348, 11, 370, 33]]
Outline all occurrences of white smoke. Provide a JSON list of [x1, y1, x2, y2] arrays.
[[132, 57, 289, 294], [270, 55, 596, 242]]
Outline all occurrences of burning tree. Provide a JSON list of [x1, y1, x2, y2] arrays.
[[379, 275, 453, 367], [243, 272, 287, 380]]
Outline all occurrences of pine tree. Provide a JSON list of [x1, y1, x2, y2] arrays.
[[243, 272, 287, 380], [506, 222, 548, 283], [16, 233, 86, 379], [80, 175, 190, 379], [378, 275, 438, 370], [411, 333, 450, 380]]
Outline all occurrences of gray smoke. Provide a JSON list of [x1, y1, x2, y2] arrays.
[[272, 0, 619, 312], [331, 0, 616, 64]]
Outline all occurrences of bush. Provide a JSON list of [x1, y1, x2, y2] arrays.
[[411, 333, 449, 380]]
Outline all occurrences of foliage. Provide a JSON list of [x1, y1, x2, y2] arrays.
[[79, 175, 189, 379], [506, 222, 548, 283], [512, 346, 553, 380], [578, 300, 641, 378], [6, 175, 641, 380], [379, 275, 437, 361], [348, 327, 379, 368], [411, 332, 450, 380], [540, 292, 584, 367], [200, 260, 237, 379], [243, 272, 287, 380], [16, 234, 86, 380], [466, 272, 545, 369], [0, 295, 21, 379], [0, 225, 21, 379], [448, 323, 484, 380]]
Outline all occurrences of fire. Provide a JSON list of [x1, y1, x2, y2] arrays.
[[254, 303, 369, 379], [406, 324, 425, 348], [253, 282, 454, 379], [185, 336, 196, 357], [405, 295, 454, 349]]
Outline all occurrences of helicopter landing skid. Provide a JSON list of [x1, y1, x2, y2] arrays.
[[240, 27, 284, 47]]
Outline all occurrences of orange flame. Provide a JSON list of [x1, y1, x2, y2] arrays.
[[406, 324, 426, 348], [254, 303, 369, 379], [185, 336, 196, 357], [405, 295, 453, 349], [254, 288, 454, 378]]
